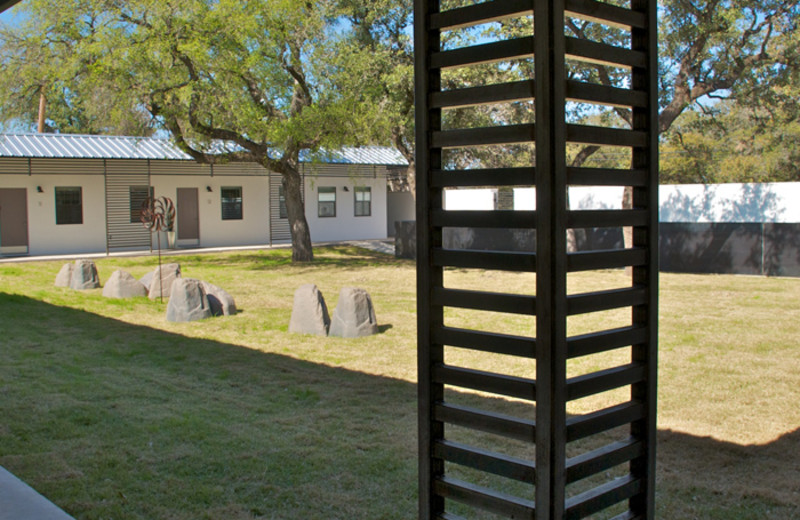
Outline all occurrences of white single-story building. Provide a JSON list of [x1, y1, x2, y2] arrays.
[[0, 133, 409, 257]]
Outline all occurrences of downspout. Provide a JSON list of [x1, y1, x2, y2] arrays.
[[104, 159, 109, 256]]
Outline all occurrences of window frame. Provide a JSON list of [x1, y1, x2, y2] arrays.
[[55, 186, 83, 225], [354, 186, 372, 217], [220, 186, 243, 221], [317, 186, 336, 218]]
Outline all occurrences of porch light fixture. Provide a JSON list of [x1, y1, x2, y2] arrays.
[[343, 186, 350, 192], [206, 186, 213, 192], [37, 186, 44, 193]]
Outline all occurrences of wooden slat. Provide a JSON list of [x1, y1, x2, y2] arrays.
[[435, 476, 536, 519], [565, 0, 647, 29], [566, 167, 648, 187], [566, 402, 646, 441], [566, 80, 648, 109], [565, 475, 642, 520], [434, 439, 536, 483], [434, 403, 536, 443], [432, 80, 535, 109], [431, 0, 533, 31], [567, 363, 646, 401], [433, 167, 535, 187], [437, 513, 468, 520], [433, 248, 536, 271], [434, 364, 536, 400], [568, 209, 649, 228], [567, 326, 648, 359], [565, 37, 646, 69], [608, 511, 643, 520], [432, 209, 536, 229], [566, 438, 645, 484], [566, 124, 648, 147], [432, 287, 536, 315], [431, 37, 535, 69], [432, 123, 536, 148], [567, 248, 647, 272], [567, 287, 647, 315], [433, 326, 535, 357]]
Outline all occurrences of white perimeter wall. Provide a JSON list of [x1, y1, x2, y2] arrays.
[[2, 174, 107, 256], [446, 183, 800, 223], [150, 175, 271, 248], [304, 174, 388, 242]]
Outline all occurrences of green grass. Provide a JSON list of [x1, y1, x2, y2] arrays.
[[0, 247, 798, 519]]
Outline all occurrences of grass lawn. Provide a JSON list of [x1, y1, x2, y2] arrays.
[[0, 246, 798, 519]]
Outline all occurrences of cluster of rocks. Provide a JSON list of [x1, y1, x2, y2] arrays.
[[54, 260, 235, 323], [289, 284, 379, 338]]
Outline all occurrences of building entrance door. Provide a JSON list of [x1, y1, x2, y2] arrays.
[[0, 188, 29, 256], [176, 187, 199, 246]]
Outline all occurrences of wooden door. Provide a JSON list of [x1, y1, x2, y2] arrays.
[[176, 188, 199, 242], [0, 188, 29, 255]]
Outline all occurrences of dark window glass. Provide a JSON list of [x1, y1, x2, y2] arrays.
[[354, 186, 371, 217], [221, 187, 243, 220], [318, 187, 336, 218], [278, 185, 288, 219], [130, 185, 154, 223], [55, 187, 83, 225]]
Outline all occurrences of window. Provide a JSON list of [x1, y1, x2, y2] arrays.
[[130, 185, 154, 223], [278, 185, 288, 219], [221, 187, 243, 220], [55, 187, 83, 225], [354, 186, 372, 217], [318, 187, 336, 217]]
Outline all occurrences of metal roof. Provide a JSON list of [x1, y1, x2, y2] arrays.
[[0, 133, 408, 166]]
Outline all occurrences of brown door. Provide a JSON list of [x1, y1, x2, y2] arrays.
[[0, 188, 29, 255], [176, 188, 199, 241]]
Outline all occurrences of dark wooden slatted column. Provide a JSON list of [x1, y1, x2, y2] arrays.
[[415, 1, 657, 519]]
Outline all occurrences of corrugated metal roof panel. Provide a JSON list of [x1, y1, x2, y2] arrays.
[[0, 133, 409, 166]]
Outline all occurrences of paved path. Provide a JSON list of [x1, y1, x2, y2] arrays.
[[0, 239, 396, 264], [0, 466, 74, 520]]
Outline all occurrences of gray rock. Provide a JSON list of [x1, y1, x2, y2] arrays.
[[166, 278, 212, 322], [54, 263, 74, 287], [200, 281, 237, 316], [70, 259, 101, 290], [139, 271, 154, 291], [148, 263, 181, 300], [329, 287, 379, 338], [288, 284, 330, 336], [102, 270, 147, 298]]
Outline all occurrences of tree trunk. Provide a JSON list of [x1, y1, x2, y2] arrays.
[[281, 164, 314, 262]]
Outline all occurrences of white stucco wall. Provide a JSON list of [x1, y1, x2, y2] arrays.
[[1, 174, 107, 255], [659, 182, 800, 223], [387, 191, 415, 236], [304, 175, 388, 242], [446, 187, 624, 211], [150, 175, 271, 248]]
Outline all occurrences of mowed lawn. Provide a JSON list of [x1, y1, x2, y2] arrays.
[[0, 246, 798, 519]]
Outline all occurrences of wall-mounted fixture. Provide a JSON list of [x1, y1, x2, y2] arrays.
[[343, 186, 350, 192], [36, 186, 44, 193], [206, 186, 213, 192]]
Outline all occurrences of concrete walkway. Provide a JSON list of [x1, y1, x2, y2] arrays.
[[0, 239, 396, 264], [0, 466, 74, 520]]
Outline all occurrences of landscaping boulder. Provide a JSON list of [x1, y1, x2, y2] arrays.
[[288, 284, 330, 336], [201, 281, 237, 316], [54, 263, 74, 287], [166, 278, 211, 322], [139, 271, 154, 291], [148, 263, 181, 300], [329, 287, 378, 338], [102, 270, 147, 298], [70, 259, 101, 290]]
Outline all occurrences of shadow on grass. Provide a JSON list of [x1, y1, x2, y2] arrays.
[[174, 245, 411, 272], [1, 292, 797, 519]]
